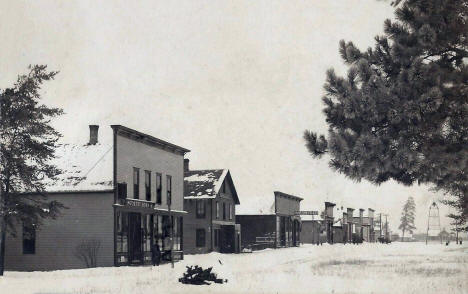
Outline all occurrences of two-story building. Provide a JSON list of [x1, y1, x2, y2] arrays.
[[183, 160, 241, 254], [5, 125, 189, 270]]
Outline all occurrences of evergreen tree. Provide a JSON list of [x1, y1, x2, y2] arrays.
[[0, 65, 65, 275], [304, 0, 468, 228], [398, 196, 416, 240]]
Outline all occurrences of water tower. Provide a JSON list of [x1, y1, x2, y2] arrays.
[[426, 202, 442, 244]]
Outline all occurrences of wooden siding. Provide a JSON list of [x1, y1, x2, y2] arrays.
[[5, 192, 114, 271], [115, 133, 184, 212], [183, 177, 237, 254], [235, 215, 276, 249], [275, 194, 300, 216], [183, 199, 213, 254]]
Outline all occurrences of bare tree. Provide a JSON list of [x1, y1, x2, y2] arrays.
[[74, 239, 101, 268]]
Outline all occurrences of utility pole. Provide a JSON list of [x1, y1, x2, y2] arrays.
[[167, 177, 174, 269], [379, 213, 382, 238], [384, 214, 388, 240]]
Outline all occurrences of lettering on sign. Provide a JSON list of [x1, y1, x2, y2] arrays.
[[295, 211, 319, 216], [125, 199, 155, 209]]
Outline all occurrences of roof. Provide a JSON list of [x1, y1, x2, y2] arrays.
[[184, 169, 240, 204], [112, 125, 190, 154], [44, 143, 114, 193], [236, 199, 276, 215], [274, 191, 303, 201]]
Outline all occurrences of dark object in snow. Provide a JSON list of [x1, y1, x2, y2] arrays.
[[218, 259, 223, 265], [377, 236, 391, 244], [179, 265, 227, 285]]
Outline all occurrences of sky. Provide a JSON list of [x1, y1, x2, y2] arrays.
[[0, 0, 454, 234]]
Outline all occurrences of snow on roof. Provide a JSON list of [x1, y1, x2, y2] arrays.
[[184, 169, 227, 199], [236, 197, 276, 215], [44, 143, 113, 192]]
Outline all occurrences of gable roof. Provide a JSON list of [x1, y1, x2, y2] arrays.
[[43, 143, 114, 193], [184, 169, 240, 204]]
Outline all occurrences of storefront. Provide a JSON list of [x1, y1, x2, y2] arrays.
[[114, 200, 185, 266], [277, 216, 301, 247]]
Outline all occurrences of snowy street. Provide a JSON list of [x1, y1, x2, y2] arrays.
[[1, 242, 467, 294]]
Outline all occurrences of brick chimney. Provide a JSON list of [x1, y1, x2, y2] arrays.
[[89, 125, 99, 145], [184, 158, 190, 172]]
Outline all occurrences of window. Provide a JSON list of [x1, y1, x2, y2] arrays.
[[222, 182, 226, 193], [22, 223, 36, 254], [172, 216, 183, 251], [156, 173, 162, 204], [196, 200, 205, 218], [117, 183, 127, 200], [166, 175, 172, 206], [116, 212, 128, 257], [223, 202, 226, 220], [162, 215, 171, 250], [142, 214, 153, 254], [216, 201, 219, 219], [133, 168, 140, 199], [145, 171, 151, 201], [196, 229, 205, 247], [229, 203, 232, 220]]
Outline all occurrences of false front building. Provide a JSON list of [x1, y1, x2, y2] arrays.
[[183, 160, 241, 254], [236, 191, 302, 250], [5, 125, 189, 271]]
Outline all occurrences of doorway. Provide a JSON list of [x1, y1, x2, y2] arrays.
[[128, 212, 142, 264], [219, 225, 235, 253]]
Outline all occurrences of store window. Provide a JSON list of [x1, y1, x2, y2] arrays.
[[196, 200, 205, 218], [162, 215, 171, 251], [116, 211, 129, 263], [142, 214, 153, 261], [22, 223, 36, 254], [153, 215, 163, 249], [172, 216, 183, 251], [196, 229, 205, 247]]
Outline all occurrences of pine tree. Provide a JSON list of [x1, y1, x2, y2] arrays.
[[304, 0, 468, 228], [399, 196, 416, 241], [0, 65, 65, 275]]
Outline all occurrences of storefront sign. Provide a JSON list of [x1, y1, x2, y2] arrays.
[[125, 199, 155, 209], [295, 211, 318, 215]]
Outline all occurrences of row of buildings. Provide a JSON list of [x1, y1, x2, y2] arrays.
[[4, 125, 386, 271]]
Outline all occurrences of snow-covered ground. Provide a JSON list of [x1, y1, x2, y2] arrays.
[[1, 242, 467, 294]]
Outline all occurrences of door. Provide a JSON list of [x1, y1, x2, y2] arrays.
[[128, 213, 143, 264], [220, 225, 235, 253]]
